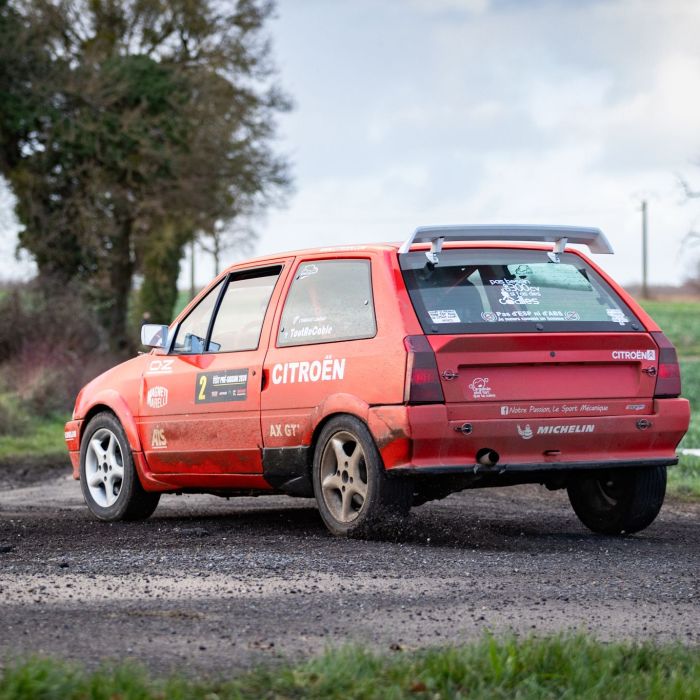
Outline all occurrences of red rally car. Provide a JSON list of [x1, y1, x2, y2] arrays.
[[65, 225, 690, 537]]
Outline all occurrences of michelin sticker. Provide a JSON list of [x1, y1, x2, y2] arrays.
[[517, 424, 533, 440], [195, 369, 248, 404], [428, 309, 461, 324], [272, 356, 345, 384]]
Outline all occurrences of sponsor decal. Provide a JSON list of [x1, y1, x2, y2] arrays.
[[147, 386, 169, 409], [297, 263, 319, 280], [537, 424, 595, 435], [151, 427, 167, 449], [286, 324, 334, 340], [428, 309, 461, 324], [146, 359, 174, 375], [517, 424, 533, 440], [564, 311, 580, 321], [501, 404, 609, 416], [64, 430, 77, 440], [271, 356, 345, 385], [468, 377, 496, 399], [269, 423, 301, 438], [611, 349, 656, 361], [481, 311, 498, 322], [606, 308, 629, 325], [563, 403, 608, 413], [195, 369, 248, 404], [626, 403, 647, 411], [490, 278, 541, 305]]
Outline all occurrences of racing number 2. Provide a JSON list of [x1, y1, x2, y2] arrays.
[[198, 375, 207, 402]]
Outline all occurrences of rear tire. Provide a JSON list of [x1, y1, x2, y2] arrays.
[[567, 466, 666, 535], [312, 415, 412, 538], [80, 412, 160, 522]]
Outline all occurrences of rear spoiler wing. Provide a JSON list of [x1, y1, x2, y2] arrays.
[[398, 225, 614, 261]]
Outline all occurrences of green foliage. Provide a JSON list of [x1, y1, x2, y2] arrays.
[[669, 454, 700, 499], [641, 300, 700, 357], [2, 636, 700, 699], [679, 359, 700, 449], [0, 0, 292, 351]]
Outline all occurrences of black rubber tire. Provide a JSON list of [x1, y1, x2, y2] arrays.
[[567, 466, 666, 535], [79, 412, 160, 522], [312, 415, 412, 538]]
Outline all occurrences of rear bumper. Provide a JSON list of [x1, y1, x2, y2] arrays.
[[389, 456, 677, 477], [375, 397, 690, 472]]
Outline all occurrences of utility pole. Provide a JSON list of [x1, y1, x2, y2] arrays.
[[190, 238, 196, 301], [641, 200, 649, 299]]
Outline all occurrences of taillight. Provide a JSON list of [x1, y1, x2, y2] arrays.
[[651, 331, 682, 398], [404, 335, 445, 404]]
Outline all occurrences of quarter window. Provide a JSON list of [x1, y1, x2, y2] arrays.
[[278, 260, 376, 347]]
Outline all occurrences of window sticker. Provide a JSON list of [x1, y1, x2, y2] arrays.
[[490, 279, 542, 305], [297, 264, 319, 280], [428, 309, 461, 324], [606, 308, 629, 325], [195, 369, 249, 404], [481, 311, 498, 322]]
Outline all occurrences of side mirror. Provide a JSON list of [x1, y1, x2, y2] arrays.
[[141, 324, 169, 349]]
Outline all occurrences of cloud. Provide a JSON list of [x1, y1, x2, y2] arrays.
[[408, 0, 490, 15]]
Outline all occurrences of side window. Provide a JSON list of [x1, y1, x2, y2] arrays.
[[208, 267, 281, 352], [278, 259, 376, 347], [171, 279, 224, 354]]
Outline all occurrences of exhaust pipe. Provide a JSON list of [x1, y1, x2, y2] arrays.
[[476, 448, 500, 466]]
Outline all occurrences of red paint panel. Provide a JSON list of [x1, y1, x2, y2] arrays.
[[430, 332, 658, 403], [402, 398, 690, 470]]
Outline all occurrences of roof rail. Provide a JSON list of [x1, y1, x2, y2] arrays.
[[398, 225, 614, 259]]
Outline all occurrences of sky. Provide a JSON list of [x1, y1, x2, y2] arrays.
[[2, 0, 700, 287]]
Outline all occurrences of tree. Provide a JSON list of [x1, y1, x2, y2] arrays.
[[0, 0, 291, 351]]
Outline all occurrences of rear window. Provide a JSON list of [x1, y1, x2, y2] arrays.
[[400, 249, 641, 334]]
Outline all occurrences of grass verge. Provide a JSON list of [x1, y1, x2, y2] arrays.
[[0, 413, 69, 462], [642, 299, 700, 356], [2, 636, 700, 699]]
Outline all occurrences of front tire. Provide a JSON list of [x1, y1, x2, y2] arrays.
[[79, 412, 160, 521], [312, 415, 412, 537], [567, 466, 666, 535]]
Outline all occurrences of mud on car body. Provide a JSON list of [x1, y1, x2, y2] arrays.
[[65, 225, 690, 536]]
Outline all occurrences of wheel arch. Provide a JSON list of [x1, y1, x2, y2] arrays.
[[78, 391, 143, 453]]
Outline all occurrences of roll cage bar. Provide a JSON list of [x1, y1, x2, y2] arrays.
[[398, 225, 614, 263]]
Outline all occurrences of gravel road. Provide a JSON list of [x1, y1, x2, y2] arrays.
[[1, 465, 698, 675]]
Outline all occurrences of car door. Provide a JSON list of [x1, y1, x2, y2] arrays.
[[138, 262, 289, 476]]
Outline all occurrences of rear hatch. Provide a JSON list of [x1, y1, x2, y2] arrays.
[[398, 246, 690, 468], [400, 247, 660, 439]]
